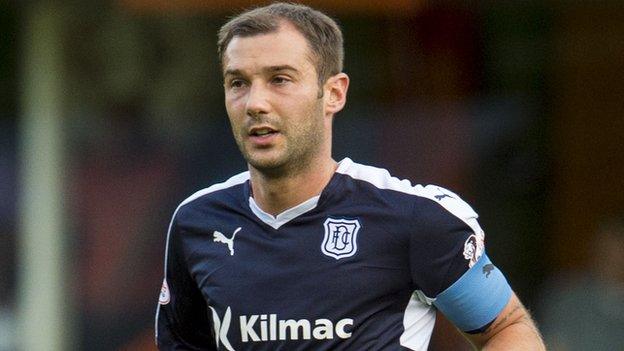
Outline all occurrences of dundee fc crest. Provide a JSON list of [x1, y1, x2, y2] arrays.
[[322, 218, 361, 259]]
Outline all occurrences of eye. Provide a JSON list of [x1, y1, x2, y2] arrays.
[[271, 76, 291, 85], [228, 79, 247, 89]]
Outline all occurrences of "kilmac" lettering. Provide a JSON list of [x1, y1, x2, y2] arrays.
[[239, 314, 353, 342]]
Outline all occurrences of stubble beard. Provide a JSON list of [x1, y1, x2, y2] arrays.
[[237, 100, 326, 179]]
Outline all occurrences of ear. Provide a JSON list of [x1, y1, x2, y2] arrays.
[[323, 73, 349, 115]]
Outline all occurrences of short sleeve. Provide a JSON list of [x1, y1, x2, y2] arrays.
[[409, 185, 511, 332], [433, 253, 511, 332], [155, 216, 216, 350]]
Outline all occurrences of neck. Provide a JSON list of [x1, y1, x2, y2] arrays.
[[249, 156, 338, 216]]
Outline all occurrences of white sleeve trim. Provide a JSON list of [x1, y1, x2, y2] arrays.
[[336, 158, 483, 237], [399, 292, 436, 350], [155, 170, 249, 342]]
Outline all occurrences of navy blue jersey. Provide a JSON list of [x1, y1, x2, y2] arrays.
[[156, 158, 511, 350]]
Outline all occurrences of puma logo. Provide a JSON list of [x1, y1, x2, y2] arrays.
[[434, 194, 453, 201], [213, 227, 242, 256], [483, 263, 495, 278], [434, 187, 455, 201]]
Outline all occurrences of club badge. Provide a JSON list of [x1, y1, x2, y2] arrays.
[[322, 218, 361, 260]]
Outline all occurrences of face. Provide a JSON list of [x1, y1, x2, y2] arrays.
[[223, 22, 329, 175]]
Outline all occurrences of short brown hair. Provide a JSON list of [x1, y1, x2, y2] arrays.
[[217, 2, 344, 86]]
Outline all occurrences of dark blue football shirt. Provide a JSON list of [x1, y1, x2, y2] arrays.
[[156, 158, 511, 350]]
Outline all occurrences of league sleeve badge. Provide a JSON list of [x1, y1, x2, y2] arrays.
[[462, 231, 485, 268], [159, 278, 171, 305]]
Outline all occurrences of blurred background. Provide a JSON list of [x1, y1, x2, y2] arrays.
[[1, 0, 623, 350]]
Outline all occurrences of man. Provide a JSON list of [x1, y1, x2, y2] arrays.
[[155, 3, 545, 350]]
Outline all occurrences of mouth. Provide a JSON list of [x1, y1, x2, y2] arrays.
[[248, 126, 279, 137], [246, 125, 280, 147]]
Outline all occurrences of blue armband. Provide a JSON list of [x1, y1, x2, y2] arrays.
[[433, 253, 512, 332]]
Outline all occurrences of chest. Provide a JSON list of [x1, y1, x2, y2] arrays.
[[184, 211, 413, 316]]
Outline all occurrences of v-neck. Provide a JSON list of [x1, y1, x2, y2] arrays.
[[249, 195, 320, 230], [247, 158, 353, 229]]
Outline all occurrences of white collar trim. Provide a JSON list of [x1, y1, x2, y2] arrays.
[[247, 158, 351, 229], [249, 195, 320, 230]]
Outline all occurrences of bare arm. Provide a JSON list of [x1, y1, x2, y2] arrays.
[[464, 292, 545, 350]]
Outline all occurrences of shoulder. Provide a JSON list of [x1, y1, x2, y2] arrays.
[[173, 170, 249, 220], [337, 158, 479, 227]]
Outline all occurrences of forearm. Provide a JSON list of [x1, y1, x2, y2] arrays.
[[466, 293, 546, 350], [481, 316, 545, 350]]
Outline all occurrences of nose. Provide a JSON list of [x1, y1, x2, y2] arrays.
[[245, 82, 271, 118]]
